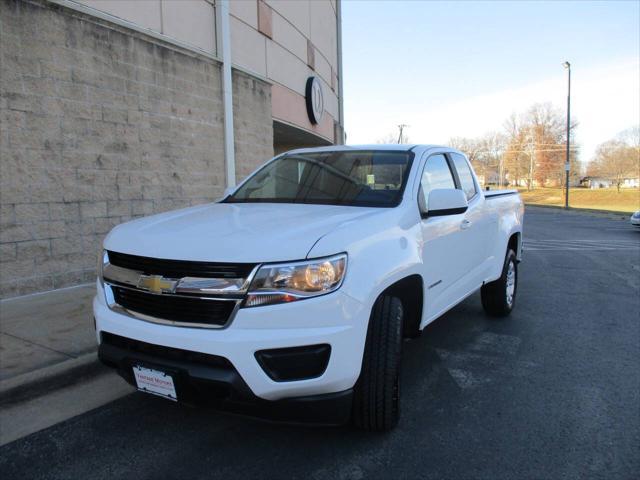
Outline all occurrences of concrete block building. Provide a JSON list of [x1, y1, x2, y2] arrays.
[[0, 0, 344, 298]]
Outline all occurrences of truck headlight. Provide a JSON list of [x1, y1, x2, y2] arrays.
[[245, 254, 347, 307]]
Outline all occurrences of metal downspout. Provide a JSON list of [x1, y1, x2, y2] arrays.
[[336, 0, 345, 144], [216, 0, 236, 187]]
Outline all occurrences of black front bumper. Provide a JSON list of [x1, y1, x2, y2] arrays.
[[98, 332, 353, 426]]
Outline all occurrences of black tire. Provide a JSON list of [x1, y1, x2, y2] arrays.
[[481, 249, 518, 317], [352, 295, 403, 432]]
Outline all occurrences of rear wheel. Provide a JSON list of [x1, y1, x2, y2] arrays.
[[481, 249, 518, 317], [352, 295, 403, 432]]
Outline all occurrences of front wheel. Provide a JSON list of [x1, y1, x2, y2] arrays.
[[481, 249, 518, 317], [352, 295, 403, 432]]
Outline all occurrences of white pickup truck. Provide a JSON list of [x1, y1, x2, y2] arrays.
[[95, 145, 524, 431]]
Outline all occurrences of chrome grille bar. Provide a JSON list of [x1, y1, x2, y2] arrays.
[[100, 251, 260, 328], [102, 259, 259, 296]]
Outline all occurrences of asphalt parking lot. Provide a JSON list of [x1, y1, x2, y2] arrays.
[[1, 206, 638, 480]]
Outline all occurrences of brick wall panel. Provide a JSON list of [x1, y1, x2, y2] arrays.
[[1, 0, 273, 298], [233, 71, 274, 183]]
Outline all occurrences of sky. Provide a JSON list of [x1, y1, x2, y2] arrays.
[[341, 0, 640, 162]]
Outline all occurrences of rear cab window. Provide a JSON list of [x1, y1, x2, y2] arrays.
[[449, 152, 477, 200]]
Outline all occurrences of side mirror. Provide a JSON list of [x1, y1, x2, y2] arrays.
[[421, 188, 468, 217]]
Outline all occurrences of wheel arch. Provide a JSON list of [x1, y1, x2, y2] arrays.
[[508, 231, 522, 261], [377, 274, 424, 338]]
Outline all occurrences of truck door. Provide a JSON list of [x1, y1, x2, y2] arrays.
[[419, 153, 469, 323], [448, 152, 495, 290]]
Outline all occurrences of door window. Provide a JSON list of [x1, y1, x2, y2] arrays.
[[420, 154, 456, 208]]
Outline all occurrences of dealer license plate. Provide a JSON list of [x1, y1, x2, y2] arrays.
[[133, 365, 177, 401]]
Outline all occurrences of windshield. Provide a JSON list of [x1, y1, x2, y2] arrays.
[[225, 150, 414, 207]]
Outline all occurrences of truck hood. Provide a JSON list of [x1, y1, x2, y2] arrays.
[[104, 202, 381, 263]]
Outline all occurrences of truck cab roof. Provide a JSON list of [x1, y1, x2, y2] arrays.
[[283, 144, 450, 155]]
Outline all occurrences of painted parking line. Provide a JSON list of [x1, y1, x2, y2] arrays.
[[524, 239, 640, 251]]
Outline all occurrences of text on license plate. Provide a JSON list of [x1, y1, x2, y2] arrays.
[[133, 365, 177, 401]]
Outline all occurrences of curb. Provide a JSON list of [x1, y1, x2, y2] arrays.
[[0, 351, 105, 407]]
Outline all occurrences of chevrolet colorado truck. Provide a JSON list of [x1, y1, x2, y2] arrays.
[[95, 145, 524, 431]]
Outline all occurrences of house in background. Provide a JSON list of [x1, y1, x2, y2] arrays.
[[621, 177, 640, 188], [580, 177, 613, 189], [580, 176, 640, 189]]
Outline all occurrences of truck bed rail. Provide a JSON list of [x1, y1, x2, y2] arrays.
[[484, 189, 519, 199]]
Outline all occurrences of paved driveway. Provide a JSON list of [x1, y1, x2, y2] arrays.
[[1, 207, 638, 479]]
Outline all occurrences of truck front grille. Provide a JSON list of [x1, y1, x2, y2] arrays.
[[111, 286, 237, 326], [107, 251, 257, 279]]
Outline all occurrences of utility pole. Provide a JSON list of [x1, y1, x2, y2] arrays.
[[528, 149, 534, 191], [563, 61, 571, 208], [526, 136, 535, 191], [397, 124, 409, 144]]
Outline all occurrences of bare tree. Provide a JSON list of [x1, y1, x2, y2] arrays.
[[618, 125, 640, 149], [449, 136, 485, 183], [502, 113, 528, 188], [477, 132, 507, 186], [401, 103, 584, 190], [501, 104, 578, 189], [448, 134, 507, 187], [449, 137, 482, 164], [376, 130, 411, 145], [589, 128, 640, 192], [376, 132, 398, 144]]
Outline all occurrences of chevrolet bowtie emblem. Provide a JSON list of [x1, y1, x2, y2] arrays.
[[137, 275, 177, 294]]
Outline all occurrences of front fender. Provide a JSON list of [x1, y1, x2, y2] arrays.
[[307, 210, 423, 309]]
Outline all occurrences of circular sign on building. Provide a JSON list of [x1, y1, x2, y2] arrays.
[[305, 76, 324, 125]]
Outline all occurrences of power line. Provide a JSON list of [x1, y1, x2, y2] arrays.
[[472, 148, 580, 154]]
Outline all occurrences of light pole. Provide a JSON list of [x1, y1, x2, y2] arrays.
[[563, 61, 571, 209]]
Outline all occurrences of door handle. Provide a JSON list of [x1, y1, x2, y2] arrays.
[[461, 219, 472, 230]]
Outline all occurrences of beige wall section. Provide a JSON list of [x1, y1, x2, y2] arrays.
[[80, 0, 162, 31], [265, 0, 310, 37], [229, 0, 258, 28], [230, 15, 267, 77], [161, 1, 216, 54], [309, 0, 337, 67], [78, 0, 217, 55], [271, 9, 307, 61], [76, 0, 342, 143], [231, 0, 340, 143], [271, 85, 334, 141], [265, 41, 308, 96]]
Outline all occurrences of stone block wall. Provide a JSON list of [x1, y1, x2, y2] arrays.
[[233, 70, 274, 183], [0, 0, 273, 298]]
